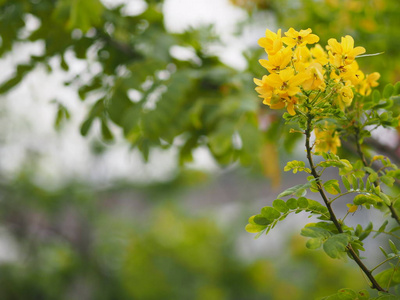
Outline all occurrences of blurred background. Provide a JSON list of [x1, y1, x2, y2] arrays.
[[0, 0, 400, 299]]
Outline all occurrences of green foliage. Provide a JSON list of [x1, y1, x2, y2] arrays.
[[0, 0, 266, 169], [246, 197, 330, 237], [284, 160, 311, 174]]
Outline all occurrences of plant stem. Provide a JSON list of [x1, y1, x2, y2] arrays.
[[354, 127, 400, 225], [305, 113, 386, 292], [370, 256, 399, 273]]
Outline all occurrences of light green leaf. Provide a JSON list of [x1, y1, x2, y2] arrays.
[[301, 226, 331, 239], [277, 183, 310, 198], [272, 199, 289, 213], [306, 238, 322, 249], [297, 197, 308, 209], [389, 239, 398, 254], [341, 176, 351, 191], [323, 179, 341, 195], [381, 175, 395, 187], [286, 198, 298, 209], [245, 223, 267, 233], [323, 234, 350, 259], [261, 207, 281, 221], [353, 194, 381, 205], [376, 267, 400, 288]]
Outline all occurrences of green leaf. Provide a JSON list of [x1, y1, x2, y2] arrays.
[[368, 172, 378, 182], [301, 226, 331, 239], [372, 90, 381, 103], [101, 119, 114, 141], [286, 198, 298, 209], [284, 160, 311, 173], [54, 0, 104, 33], [261, 207, 281, 222], [336, 288, 357, 300], [351, 175, 359, 190], [381, 175, 395, 187], [253, 214, 272, 225], [323, 234, 350, 259], [389, 239, 398, 254], [353, 194, 381, 206], [277, 183, 310, 198], [297, 197, 308, 209], [368, 172, 378, 183], [306, 238, 322, 249], [272, 199, 289, 213], [376, 267, 400, 288], [342, 176, 351, 191], [379, 246, 389, 258], [359, 222, 373, 241], [208, 121, 235, 156], [245, 223, 267, 233], [379, 192, 392, 206], [359, 178, 365, 190], [383, 84, 395, 99], [323, 179, 341, 195], [373, 220, 389, 238], [357, 290, 370, 300]]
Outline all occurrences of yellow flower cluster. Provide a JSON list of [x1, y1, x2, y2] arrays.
[[314, 123, 341, 154], [254, 28, 380, 115]]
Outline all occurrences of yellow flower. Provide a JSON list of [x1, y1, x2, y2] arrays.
[[302, 63, 326, 91], [264, 93, 299, 116], [294, 45, 312, 65], [254, 75, 274, 101], [254, 71, 303, 115], [314, 123, 341, 154], [331, 61, 363, 85], [357, 72, 380, 95], [310, 44, 329, 65], [259, 47, 292, 73], [327, 35, 366, 67], [258, 29, 283, 55], [264, 67, 309, 97], [282, 28, 319, 48], [335, 84, 354, 110]]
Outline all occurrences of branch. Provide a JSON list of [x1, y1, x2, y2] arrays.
[[354, 127, 400, 225], [305, 113, 387, 292]]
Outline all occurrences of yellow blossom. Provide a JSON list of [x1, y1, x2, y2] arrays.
[[335, 84, 354, 110], [254, 75, 274, 102], [327, 35, 366, 67], [331, 61, 363, 85], [310, 44, 329, 65], [282, 28, 319, 47], [314, 124, 341, 154], [357, 72, 380, 95], [254, 69, 304, 115], [302, 63, 326, 91], [263, 67, 309, 96], [294, 45, 312, 65], [258, 29, 283, 55], [259, 47, 292, 73]]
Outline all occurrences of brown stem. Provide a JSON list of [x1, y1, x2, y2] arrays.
[[354, 128, 400, 225], [305, 114, 386, 292]]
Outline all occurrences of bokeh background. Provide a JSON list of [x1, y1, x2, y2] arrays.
[[1, 0, 400, 299]]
